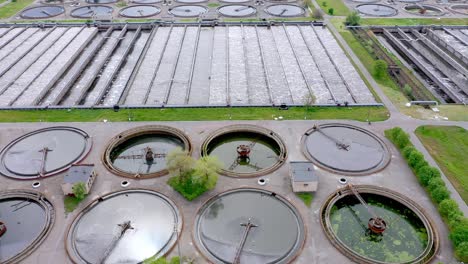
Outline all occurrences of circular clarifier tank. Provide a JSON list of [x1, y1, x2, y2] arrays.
[[201, 125, 286, 177], [71, 5, 113, 18], [320, 185, 439, 264], [194, 188, 305, 264], [396, 0, 423, 2], [218, 5, 257, 17], [450, 4, 468, 15], [0, 127, 92, 179], [119, 5, 161, 17], [220, 0, 250, 3], [86, 0, 117, 3], [131, 0, 162, 3], [0, 190, 55, 264], [175, 0, 208, 3], [169, 5, 208, 17], [356, 4, 398, 16], [103, 125, 192, 178], [66, 189, 182, 264], [265, 4, 305, 17], [352, 0, 380, 3], [20, 6, 65, 19], [302, 123, 390, 175], [404, 4, 444, 16]]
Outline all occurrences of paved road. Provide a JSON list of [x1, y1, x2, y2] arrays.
[[324, 14, 468, 211]]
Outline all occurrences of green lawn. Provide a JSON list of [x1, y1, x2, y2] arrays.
[[318, 0, 350, 16], [0, 106, 389, 122], [64, 196, 82, 213], [0, 0, 34, 19], [415, 126, 468, 203]]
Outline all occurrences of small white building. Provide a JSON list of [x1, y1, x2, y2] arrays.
[[290, 161, 318, 193], [62, 164, 96, 196]]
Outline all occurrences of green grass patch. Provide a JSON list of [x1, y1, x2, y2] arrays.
[[0, 106, 389, 122], [296, 192, 313, 207], [415, 126, 468, 204], [0, 0, 34, 19], [361, 18, 468, 26], [64, 195, 82, 213], [318, 0, 350, 16], [207, 3, 220, 8]]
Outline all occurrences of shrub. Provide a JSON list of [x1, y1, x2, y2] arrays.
[[345, 12, 361, 26], [328, 8, 334, 15], [417, 166, 441, 186], [72, 182, 87, 200], [455, 242, 468, 262], [373, 60, 388, 80], [431, 186, 451, 203], [407, 150, 425, 170], [439, 199, 460, 218], [450, 220, 468, 247], [428, 177, 445, 192], [402, 145, 416, 159], [403, 84, 413, 97], [322, 1, 327, 7]]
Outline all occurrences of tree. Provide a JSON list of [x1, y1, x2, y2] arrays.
[[144, 256, 180, 264], [373, 60, 388, 79], [72, 182, 87, 200], [328, 8, 334, 15], [166, 148, 195, 184], [194, 156, 222, 190], [303, 93, 317, 119], [431, 185, 450, 203], [345, 12, 361, 26], [312, 9, 323, 20]]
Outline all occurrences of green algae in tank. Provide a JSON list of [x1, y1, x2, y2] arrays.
[[206, 132, 281, 173], [330, 194, 428, 263]]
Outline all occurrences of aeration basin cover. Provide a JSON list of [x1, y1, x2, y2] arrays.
[[194, 188, 305, 264], [0, 190, 54, 264], [0, 127, 92, 179], [20, 6, 65, 19], [302, 123, 390, 175], [66, 189, 182, 263]]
